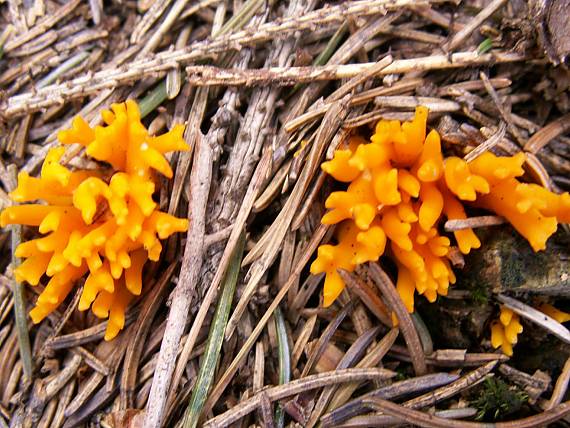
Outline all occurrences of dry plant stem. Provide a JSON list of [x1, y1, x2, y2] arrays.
[[364, 396, 570, 428], [524, 152, 554, 189], [204, 368, 395, 428], [374, 96, 460, 111], [368, 264, 427, 375], [88, 0, 102, 25], [405, 361, 497, 408], [166, 60, 246, 407], [342, 271, 391, 326], [227, 98, 348, 344], [325, 328, 399, 413], [130, 0, 174, 44], [139, 0, 193, 56], [438, 77, 512, 96], [301, 303, 353, 378], [524, 113, 570, 153], [52, 380, 74, 428], [444, 216, 506, 231], [253, 342, 265, 392], [5, 361, 22, 405], [180, 0, 222, 20], [322, 372, 460, 426], [201, 0, 314, 308], [204, 225, 234, 247], [143, 116, 214, 428], [285, 78, 423, 133], [202, 223, 329, 416], [45, 285, 84, 342], [349, 302, 373, 337], [546, 357, 570, 410], [2, 51, 525, 118], [208, 73, 273, 223], [326, 364, 497, 426], [306, 327, 380, 428], [427, 350, 508, 367], [243, 97, 348, 266], [182, 56, 520, 87], [258, 391, 275, 428], [498, 364, 550, 401], [254, 159, 292, 212], [412, 5, 464, 31], [3, 0, 81, 52], [327, 409, 476, 427], [480, 72, 526, 146], [291, 315, 318, 369], [464, 122, 506, 162], [327, 55, 394, 102], [30, 354, 82, 419], [72, 347, 109, 376], [443, 0, 508, 52], [167, 147, 272, 405], [120, 263, 178, 409], [212, 0, 266, 37], [291, 170, 326, 231], [167, 87, 207, 216], [62, 380, 103, 425], [2, 0, 417, 118], [46, 311, 138, 350], [167, 145, 270, 395]]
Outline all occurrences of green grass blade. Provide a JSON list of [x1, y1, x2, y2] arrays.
[[274, 305, 290, 427], [139, 79, 168, 119], [11, 210, 33, 382], [183, 232, 246, 428]]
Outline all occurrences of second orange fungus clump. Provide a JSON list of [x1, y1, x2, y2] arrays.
[[1, 100, 189, 340], [491, 306, 523, 356], [311, 106, 570, 311]]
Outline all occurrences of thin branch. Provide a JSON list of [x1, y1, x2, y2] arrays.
[[524, 112, 570, 154], [463, 121, 507, 162], [364, 396, 570, 428], [444, 216, 506, 231], [368, 264, 427, 376], [3, 0, 82, 52], [1, 50, 525, 118], [143, 89, 214, 428], [201, 224, 329, 417], [546, 357, 570, 410], [443, 0, 508, 52], [204, 368, 396, 428]]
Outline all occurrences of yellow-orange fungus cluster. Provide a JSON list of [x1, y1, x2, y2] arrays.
[[538, 303, 570, 324], [0, 100, 189, 340], [491, 306, 523, 356], [310, 106, 570, 313], [490, 304, 570, 356]]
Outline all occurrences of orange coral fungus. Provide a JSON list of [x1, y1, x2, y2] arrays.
[[538, 303, 570, 323], [1, 100, 189, 340], [311, 106, 570, 311], [491, 306, 523, 356]]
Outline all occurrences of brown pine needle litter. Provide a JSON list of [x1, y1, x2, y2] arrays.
[[0, 0, 570, 427]]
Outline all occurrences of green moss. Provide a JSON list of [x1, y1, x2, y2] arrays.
[[473, 378, 528, 421], [469, 279, 490, 305]]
